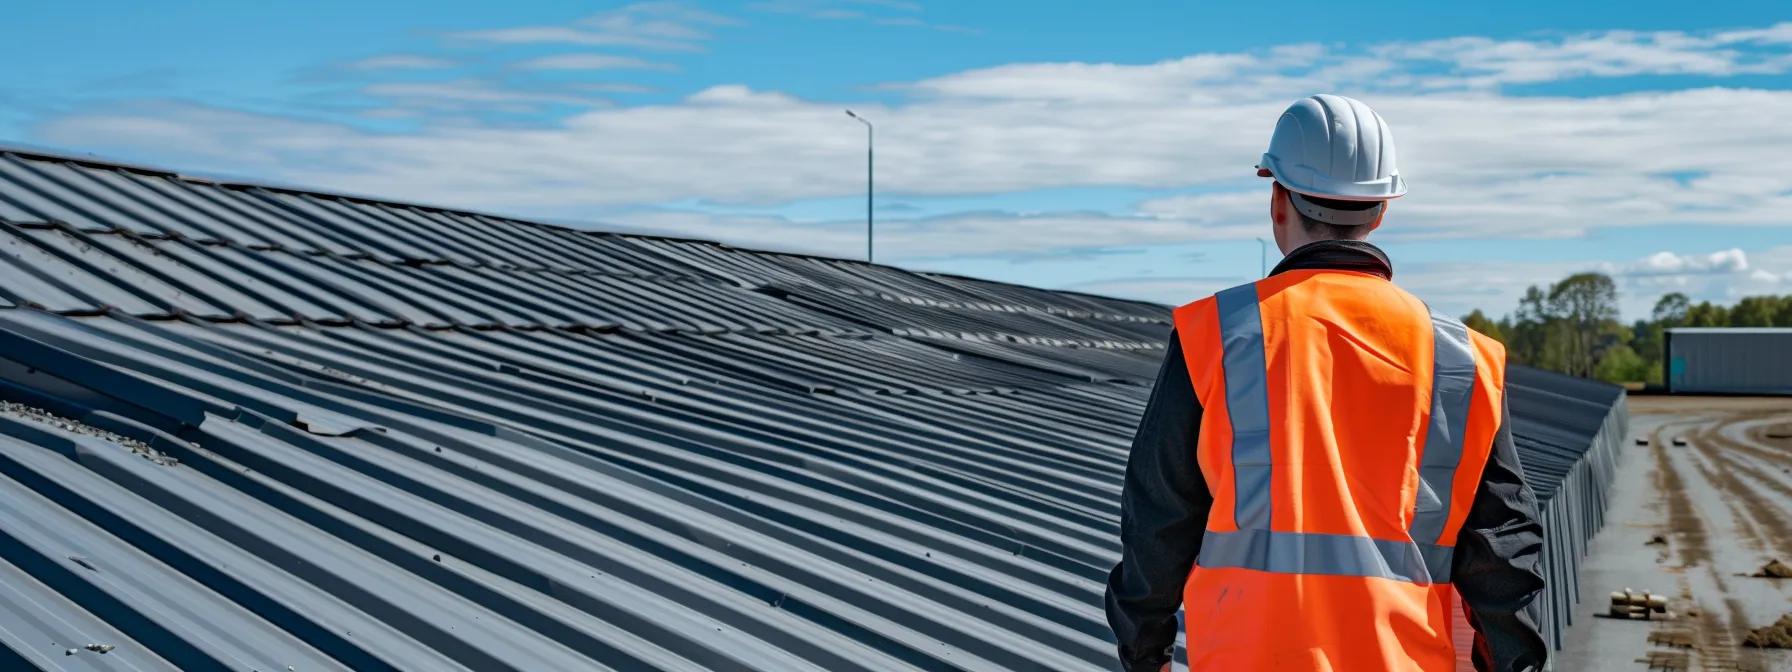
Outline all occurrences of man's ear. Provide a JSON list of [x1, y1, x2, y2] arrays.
[[1365, 200, 1388, 233], [1269, 182, 1287, 222]]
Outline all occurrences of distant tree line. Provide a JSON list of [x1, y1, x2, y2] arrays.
[[1460, 273, 1792, 384]]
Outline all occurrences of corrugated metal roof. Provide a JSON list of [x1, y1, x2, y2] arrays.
[[1663, 328, 1792, 395], [1665, 327, 1792, 334], [0, 147, 1620, 670]]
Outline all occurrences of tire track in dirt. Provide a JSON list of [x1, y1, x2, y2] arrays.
[[1574, 400, 1791, 672], [1655, 424, 1713, 570], [1654, 417, 1770, 670], [1689, 453, 1769, 557], [1747, 422, 1792, 462], [1697, 424, 1792, 562]]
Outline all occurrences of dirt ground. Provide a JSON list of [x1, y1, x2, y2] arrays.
[[1556, 396, 1792, 672]]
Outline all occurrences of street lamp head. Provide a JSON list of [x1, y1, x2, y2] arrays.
[[845, 109, 858, 119]]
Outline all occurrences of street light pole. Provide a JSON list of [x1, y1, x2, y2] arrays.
[[845, 109, 873, 264], [1255, 238, 1267, 277]]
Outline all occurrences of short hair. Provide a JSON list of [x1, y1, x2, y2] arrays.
[[1284, 189, 1381, 240]]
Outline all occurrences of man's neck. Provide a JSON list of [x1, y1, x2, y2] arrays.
[[1268, 239, 1393, 280]]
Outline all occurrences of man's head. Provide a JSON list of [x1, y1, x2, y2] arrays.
[[1256, 94, 1405, 254], [1269, 181, 1383, 249]]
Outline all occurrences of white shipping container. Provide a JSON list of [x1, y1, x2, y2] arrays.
[[1665, 327, 1792, 395]]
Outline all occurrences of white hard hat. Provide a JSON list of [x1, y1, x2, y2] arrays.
[[1256, 95, 1407, 218]]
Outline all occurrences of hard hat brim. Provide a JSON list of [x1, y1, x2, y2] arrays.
[[1286, 191, 1384, 226], [1258, 154, 1407, 201]]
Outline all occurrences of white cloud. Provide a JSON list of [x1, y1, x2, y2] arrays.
[[598, 209, 1259, 261], [567, 82, 661, 94], [1388, 247, 1792, 321], [1376, 31, 1792, 88], [1716, 22, 1792, 45], [851, 0, 923, 10], [26, 22, 1792, 269], [358, 108, 426, 120], [1069, 245, 1792, 322], [358, 80, 612, 110], [1605, 248, 1750, 276], [749, 0, 974, 32], [900, 25, 1792, 102], [346, 54, 456, 70], [445, 2, 739, 52], [513, 54, 678, 71], [42, 87, 1792, 247], [444, 26, 700, 51]]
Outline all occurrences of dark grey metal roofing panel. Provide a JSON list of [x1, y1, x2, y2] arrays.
[[0, 210, 866, 332], [0, 190, 43, 225], [352, 204, 491, 267], [135, 178, 314, 249], [465, 214, 604, 274], [0, 550, 183, 671], [14, 227, 230, 319], [0, 233, 96, 313], [0, 225, 157, 315], [0, 438, 348, 672], [923, 273, 1171, 323], [625, 238, 812, 288], [257, 192, 436, 263], [79, 235, 259, 319], [0, 312, 1119, 670], [24, 160, 221, 240], [47, 165, 221, 240], [429, 212, 567, 272], [146, 241, 325, 323], [571, 234, 709, 279], [0, 147, 1624, 669], [253, 253, 429, 327], [0, 155, 129, 232]]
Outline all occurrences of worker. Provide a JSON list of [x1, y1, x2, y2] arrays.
[[1103, 94, 1550, 672]]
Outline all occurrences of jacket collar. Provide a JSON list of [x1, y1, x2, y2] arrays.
[[1267, 239, 1393, 281]]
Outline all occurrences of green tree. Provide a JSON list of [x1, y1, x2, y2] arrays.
[[1546, 273, 1621, 378], [1594, 344, 1650, 384], [1775, 296, 1792, 327], [1685, 301, 1729, 327], [1505, 286, 1551, 367], [1629, 318, 1666, 384], [1461, 281, 1792, 384], [1462, 309, 1505, 343], [1730, 296, 1786, 327], [1652, 292, 1690, 327]]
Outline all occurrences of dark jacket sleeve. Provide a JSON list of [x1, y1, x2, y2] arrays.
[[1452, 396, 1551, 672], [1104, 329, 1211, 672]]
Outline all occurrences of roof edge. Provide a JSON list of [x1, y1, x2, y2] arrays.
[[0, 141, 1164, 309]]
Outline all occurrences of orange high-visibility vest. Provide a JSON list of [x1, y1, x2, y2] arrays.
[[1172, 268, 1506, 671]]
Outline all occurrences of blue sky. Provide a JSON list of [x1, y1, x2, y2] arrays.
[[6, 1, 1792, 320]]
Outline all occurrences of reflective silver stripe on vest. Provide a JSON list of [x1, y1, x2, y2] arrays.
[[1411, 308, 1477, 546], [1215, 283, 1273, 531], [1197, 529, 1453, 584], [1203, 286, 1477, 585]]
